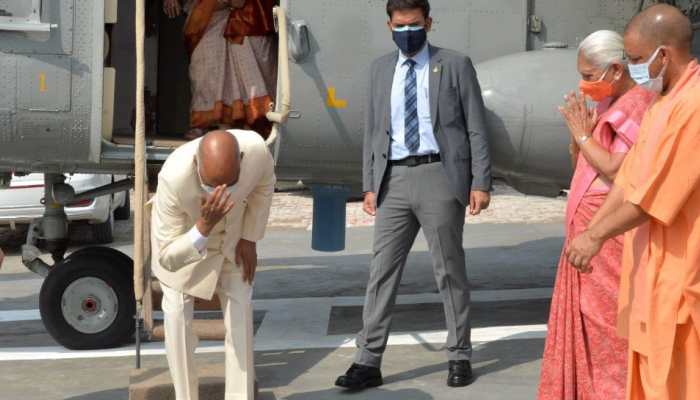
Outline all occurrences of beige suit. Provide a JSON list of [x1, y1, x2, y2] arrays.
[[151, 129, 275, 400]]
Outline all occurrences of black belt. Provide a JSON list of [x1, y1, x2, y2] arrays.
[[390, 154, 441, 167]]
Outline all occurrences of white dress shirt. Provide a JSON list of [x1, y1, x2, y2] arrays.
[[188, 226, 208, 255], [390, 43, 439, 160]]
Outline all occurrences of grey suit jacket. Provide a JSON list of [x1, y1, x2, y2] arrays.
[[363, 44, 492, 206]]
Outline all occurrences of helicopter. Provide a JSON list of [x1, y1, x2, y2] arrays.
[[0, 0, 697, 350]]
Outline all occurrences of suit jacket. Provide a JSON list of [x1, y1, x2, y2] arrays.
[[151, 130, 276, 300], [363, 44, 492, 206]]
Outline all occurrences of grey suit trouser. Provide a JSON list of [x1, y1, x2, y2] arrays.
[[355, 162, 472, 368]]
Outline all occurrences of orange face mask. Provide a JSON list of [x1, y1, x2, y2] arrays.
[[579, 68, 615, 102]]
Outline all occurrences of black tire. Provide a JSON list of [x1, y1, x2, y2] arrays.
[[68, 246, 134, 279], [39, 250, 135, 350], [91, 214, 114, 244], [114, 192, 131, 221]]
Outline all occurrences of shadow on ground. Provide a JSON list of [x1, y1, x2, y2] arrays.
[[65, 389, 128, 400], [286, 388, 434, 400], [256, 237, 563, 298]]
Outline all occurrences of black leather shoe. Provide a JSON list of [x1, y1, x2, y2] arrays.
[[335, 363, 383, 390], [447, 360, 475, 387]]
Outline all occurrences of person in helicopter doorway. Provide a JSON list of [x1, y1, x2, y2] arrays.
[[163, 0, 278, 140]]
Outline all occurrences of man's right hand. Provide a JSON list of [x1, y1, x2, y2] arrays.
[[196, 186, 235, 237], [163, 0, 182, 18], [363, 192, 377, 216]]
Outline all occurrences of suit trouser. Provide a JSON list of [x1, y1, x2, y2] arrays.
[[161, 270, 254, 400], [355, 162, 472, 368]]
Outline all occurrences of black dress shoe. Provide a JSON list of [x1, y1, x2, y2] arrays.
[[447, 360, 475, 387], [335, 363, 383, 390]]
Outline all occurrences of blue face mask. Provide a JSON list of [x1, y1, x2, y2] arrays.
[[628, 47, 667, 93], [392, 25, 427, 55]]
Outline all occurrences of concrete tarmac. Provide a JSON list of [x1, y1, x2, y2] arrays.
[[0, 194, 564, 400]]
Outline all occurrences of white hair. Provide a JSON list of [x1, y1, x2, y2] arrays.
[[578, 30, 625, 69]]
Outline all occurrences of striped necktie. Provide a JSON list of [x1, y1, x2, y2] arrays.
[[404, 59, 420, 154]]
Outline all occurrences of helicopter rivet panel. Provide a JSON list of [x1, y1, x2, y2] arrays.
[[0, 55, 16, 145], [17, 54, 71, 112]]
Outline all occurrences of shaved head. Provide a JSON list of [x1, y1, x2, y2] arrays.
[[197, 130, 241, 188], [624, 4, 696, 94], [625, 4, 693, 52]]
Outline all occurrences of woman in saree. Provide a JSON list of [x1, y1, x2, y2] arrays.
[[164, 0, 278, 139], [537, 30, 655, 400]]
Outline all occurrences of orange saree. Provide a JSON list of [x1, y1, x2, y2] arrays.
[[184, 0, 277, 137]]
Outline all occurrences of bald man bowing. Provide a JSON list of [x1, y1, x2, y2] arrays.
[[567, 5, 700, 400], [151, 130, 275, 400]]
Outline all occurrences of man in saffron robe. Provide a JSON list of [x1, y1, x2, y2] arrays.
[[567, 5, 700, 400], [164, 0, 278, 139]]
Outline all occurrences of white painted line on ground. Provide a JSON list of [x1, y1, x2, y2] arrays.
[[0, 289, 552, 362], [0, 324, 547, 361], [0, 288, 552, 323], [0, 309, 40, 323]]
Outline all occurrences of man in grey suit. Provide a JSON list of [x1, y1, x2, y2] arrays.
[[335, 0, 492, 390]]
